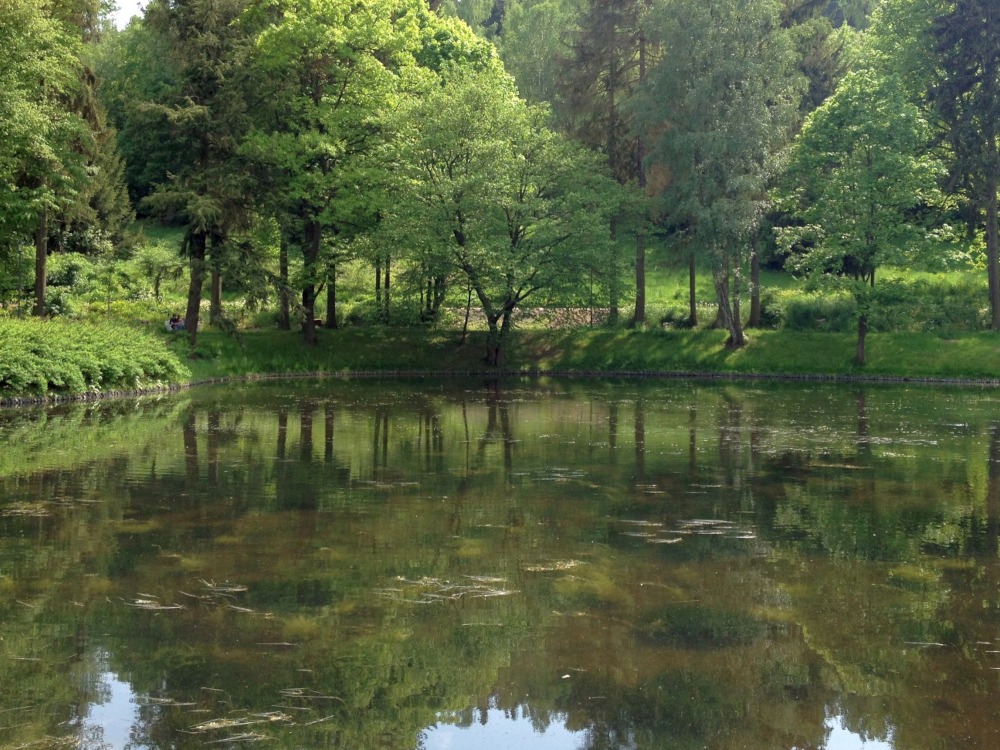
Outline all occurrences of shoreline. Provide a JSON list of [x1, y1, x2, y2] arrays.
[[4, 366, 1000, 409]]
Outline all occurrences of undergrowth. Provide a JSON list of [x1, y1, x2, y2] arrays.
[[0, 318, 190, 397]]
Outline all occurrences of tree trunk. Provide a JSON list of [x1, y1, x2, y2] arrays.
[[278, 233, 290, 330], [461, 282, 473, 344], [302, 219, 320, 345], [485, 309, 514, 367], [185, 230, 207, 348], [633, 232, 646, 326], [688, 251, 697, 326], [374, 256, 382, 309], [210, 268, 222, 325], [33, 208, 48, 317], [988, 170, 1000, 330], [383, 254, 391, 320], [485, 310, 512, 367], [713, 264, 745, 348], [855, 314, 868, 365], [325, 263, 338, 329], [748, 236, 761, 328], [732, 268, 744, 343], [486, 318, 502, 366]]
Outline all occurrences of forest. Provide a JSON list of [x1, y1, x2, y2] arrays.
[[1, 0, 999, 384]]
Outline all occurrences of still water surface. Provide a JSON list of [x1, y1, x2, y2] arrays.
[[1, 378, 1000, 749]]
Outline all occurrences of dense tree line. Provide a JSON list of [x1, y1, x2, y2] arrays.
[[1, 0, 998, 365]]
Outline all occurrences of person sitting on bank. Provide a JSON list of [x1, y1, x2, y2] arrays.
[[167, 314, 185, 331]]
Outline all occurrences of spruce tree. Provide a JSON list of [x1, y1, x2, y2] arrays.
[[929, 0, 1000, 329], [558, 0, 651, 325]]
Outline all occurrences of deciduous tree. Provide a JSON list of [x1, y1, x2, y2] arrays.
[[635, 0, 801, 348], [777, 69, 947, 364], [387, 65, 620, 365], [0, 0, 91, 316], [243, 0, 422, 344]]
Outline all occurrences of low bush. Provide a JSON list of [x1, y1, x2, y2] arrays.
[[0, 318, 190, 397], [870, 278, 986, 333], [782, 294, 857, 332]]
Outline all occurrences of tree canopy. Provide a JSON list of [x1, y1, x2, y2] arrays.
[[3, 0, 1000, 366]]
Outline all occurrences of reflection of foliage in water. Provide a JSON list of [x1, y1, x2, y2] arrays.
[[638, 604, 772, 649], [2, 380, 1000, 747]]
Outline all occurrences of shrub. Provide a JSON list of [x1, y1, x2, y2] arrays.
[[754, 289, 784, 329], [783, 294, 856, 332], [658, 306, 696, 329], [0, 319, 190, 398]]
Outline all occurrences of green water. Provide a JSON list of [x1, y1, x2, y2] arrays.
[[1, 378, 999, 749]]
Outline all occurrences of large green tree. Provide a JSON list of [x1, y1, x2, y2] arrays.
[[136, 0, 252, 346], [243, 0, 424, 345], [777, 69, 947, 364], [387, 65, 620, 365], [0, 0, 92, 316], [927, 0, 1000, 329], [635, 0, 801, 348]]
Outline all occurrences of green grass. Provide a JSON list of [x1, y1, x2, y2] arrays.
[[132, 219, 185, 246], [6, 317, 1000, 402], [5, 224, 999, 401], [173, 326, 1000, 385]]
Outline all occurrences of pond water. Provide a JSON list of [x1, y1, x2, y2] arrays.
[[1, 377, 1000, 749]]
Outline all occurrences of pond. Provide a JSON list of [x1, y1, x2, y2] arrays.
[[1, 377, 999, 749]]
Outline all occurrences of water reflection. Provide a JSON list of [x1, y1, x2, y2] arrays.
[[422, 707, 587, 750], [2, 379, 1000, 748], [823, 715, 893, 750], [79, 660, 145, 750]]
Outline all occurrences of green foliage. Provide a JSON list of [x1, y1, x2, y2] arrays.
[[0, 318, 189, 396], [778, 68, 946, 280], [0, 0, 90, 241], [492, 0, 582, 107], [132, 241, 184, 301], [636, 0, 803, 346], [386, 62, 622, 363], [783, 294, 857, 332]]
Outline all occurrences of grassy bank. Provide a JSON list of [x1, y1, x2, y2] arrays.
[[180, 326, 1000, 384], [5, 320, 1000, 402]]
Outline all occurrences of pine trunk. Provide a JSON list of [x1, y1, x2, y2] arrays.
[[210, 268, 222, 324], [688, 252, 697, 326], [184, 231, 207, 348], [302, 220, 320, 345], [33, 208, 48, 318], [988, 170, 1000, 330]]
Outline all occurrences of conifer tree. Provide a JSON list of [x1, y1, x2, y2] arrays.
[[558, 0, 651, 325], [928, 0, 1000, 329], [139, 0, 251, 345]]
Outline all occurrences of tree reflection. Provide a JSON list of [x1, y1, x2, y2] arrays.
[[5, 381, 1000, 748]]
